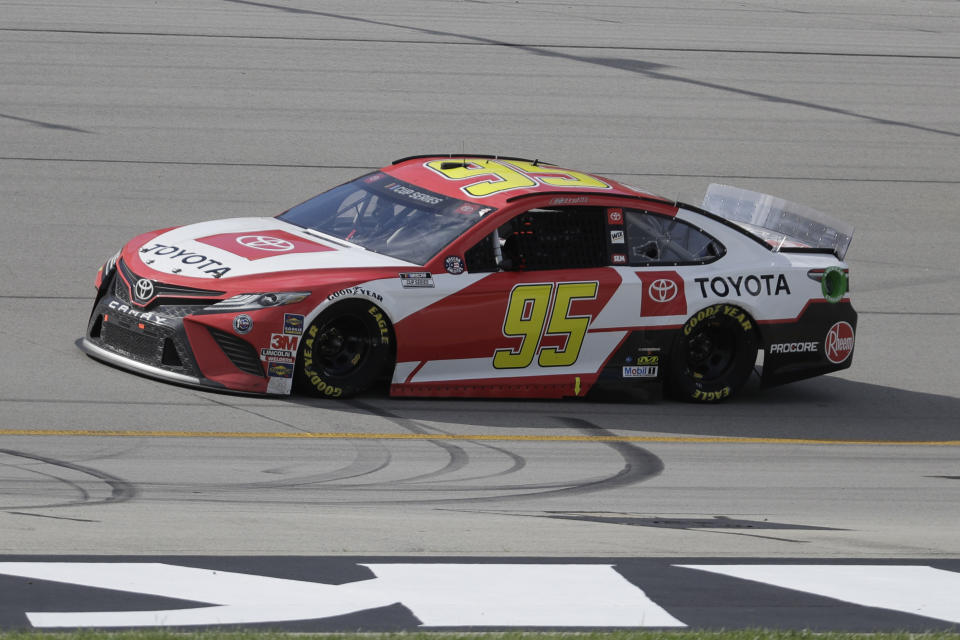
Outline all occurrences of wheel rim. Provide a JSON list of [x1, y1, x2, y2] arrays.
[[314, 315, 371, 377], [685, 322, 736, 381]]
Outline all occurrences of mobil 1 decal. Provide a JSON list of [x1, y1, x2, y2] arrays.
[[636, 271, 686, 317]]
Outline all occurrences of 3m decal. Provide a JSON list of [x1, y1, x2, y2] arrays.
[[493, 281, 599, 369], [270, 333, 300, 351], [825, 321, 854, 364], [425, 159, 612, 198]]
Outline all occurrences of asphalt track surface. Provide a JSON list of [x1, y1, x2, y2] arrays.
[[1, 0, 959, 630]]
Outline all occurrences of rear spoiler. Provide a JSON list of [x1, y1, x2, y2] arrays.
[[702, 184, 853, 260]]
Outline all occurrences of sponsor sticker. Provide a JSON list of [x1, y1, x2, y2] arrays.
[[637, 271, 686, 317], [825, 321, 854, 364], [694, 274, 791, 298], [327, 286, 383, 303], [260, 348, 295, 361], [549, 196, 589, 206], [445, 256, 465, 275], [400, 272, 435, 288], [610, 229, 625, 244], [139, 243, 231, 278], [267, 362, 294, 378], [611, 253, 627, 264], [196, 230, 334, 261], [233, 314, 253, 335], [770, 341, 818, 354], [269, 333, 300, 351], [622, 365, 658, 378], [607, 208, 623, 225], [283, 313, 304, 335]]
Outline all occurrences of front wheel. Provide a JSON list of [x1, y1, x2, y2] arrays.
[[295, 301, 393, 398], [667, 304, 758, 402]]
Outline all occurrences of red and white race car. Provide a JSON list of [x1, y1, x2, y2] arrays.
[[81, 155, 856, 402]]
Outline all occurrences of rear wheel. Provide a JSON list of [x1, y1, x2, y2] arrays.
[[667, 303, 758, 402], [295, 301, 393, 398]]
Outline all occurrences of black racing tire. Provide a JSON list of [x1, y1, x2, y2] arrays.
[[295, 300, 394, 399], [667, 303, 758, 402]]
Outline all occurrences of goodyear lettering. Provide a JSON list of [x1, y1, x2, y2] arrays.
[[327, 286, 384, 303], [301, 324, 343, 397], [694, 274, 790, 298], [140, 243, 231, 278], [107, 300, 170, 326], [684, 304, 751, 336], [692, 386, 731, 401], [770, 341, 818, 354], [368, 306, 390, 345]]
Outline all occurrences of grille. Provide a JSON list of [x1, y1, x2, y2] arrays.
[[101, 322, 163, 363], [209, 328, 265, 377]]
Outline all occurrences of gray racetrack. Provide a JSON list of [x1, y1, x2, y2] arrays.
[[1, 1, 958, 558]]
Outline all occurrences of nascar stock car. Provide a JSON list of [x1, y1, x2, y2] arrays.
[[81, 154, 856, 402]]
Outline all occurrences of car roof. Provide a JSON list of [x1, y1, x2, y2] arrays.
[[383, 154, 671, 210]]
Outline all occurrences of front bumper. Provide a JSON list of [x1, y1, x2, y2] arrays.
[[81, 261, 279, 394]]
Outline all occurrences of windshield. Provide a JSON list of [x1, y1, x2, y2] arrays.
[[278, 173, 493, 265]]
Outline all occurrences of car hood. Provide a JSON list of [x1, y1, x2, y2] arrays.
[[133, 217, 416, 280]]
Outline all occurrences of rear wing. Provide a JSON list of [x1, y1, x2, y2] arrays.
[[702, 184, 853, 260]]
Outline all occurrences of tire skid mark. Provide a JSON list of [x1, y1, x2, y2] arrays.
[[349, 400, 527, 484], [222, 439, 393, 490], [136, 417, 662, 506], [0, 448, 137, 509], [348, 400, 473, 483]]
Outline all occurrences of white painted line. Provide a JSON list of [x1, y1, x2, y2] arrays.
[[0, 562, 685, 628], [678, 565, 960, 624]]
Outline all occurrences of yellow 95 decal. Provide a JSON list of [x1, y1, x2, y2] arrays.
[[493, 281, 599, 369], [425, 159, 612, 198]]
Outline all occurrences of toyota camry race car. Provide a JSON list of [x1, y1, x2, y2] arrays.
[[81, 155, 856, 402]]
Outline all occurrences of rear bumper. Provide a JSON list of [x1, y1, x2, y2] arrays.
[[759, 301, 858, 387]]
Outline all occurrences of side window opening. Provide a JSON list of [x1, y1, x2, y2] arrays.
[[626, 209, 724, 266], [464, 207, 608, 273]]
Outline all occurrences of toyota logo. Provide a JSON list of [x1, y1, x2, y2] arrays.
[[648, 279, 678, 303], [134, 278, 155, 302], [236, 235, 295, 252]]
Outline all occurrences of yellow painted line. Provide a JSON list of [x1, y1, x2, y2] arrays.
[[0, 428, 958, 446]]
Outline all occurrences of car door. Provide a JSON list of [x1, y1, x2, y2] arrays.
[[391, 205, 625, 390]]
